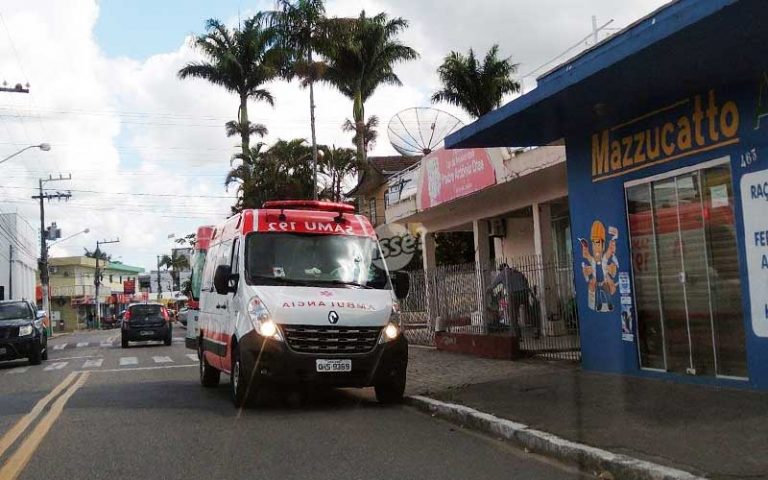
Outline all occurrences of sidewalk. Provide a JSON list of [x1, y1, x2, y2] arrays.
[[406, 347, 768, 479]]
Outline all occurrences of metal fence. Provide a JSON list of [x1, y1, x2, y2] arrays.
[[397, 256, 580, 361]]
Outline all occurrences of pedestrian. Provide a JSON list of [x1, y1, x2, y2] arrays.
[[488, 263, 534, 337], [87, 310, 95, 330]]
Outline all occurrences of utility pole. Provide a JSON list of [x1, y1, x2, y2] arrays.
[[8, 244, 12, 300], [156, 255, 163, 301], [32, 174, 72, 334], [94, 238, 119, 330]]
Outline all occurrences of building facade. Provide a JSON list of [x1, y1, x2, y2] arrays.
[[48, 256, 144, 330], [446, 0, 768, 388], [0, 213, 38, 302]]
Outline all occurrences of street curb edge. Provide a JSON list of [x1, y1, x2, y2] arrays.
[[406, 395, 705, 480]]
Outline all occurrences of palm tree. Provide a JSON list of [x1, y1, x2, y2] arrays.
[[159, 254, 190, 292], [268, 0, 328, 199], [178, 15, 281, 162], [318, 145, 359, 202], [342, 115, 379, 152], [320, 12, 418, 163], [431, 44, 520, 118]]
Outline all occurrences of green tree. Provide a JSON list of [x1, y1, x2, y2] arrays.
[[226, 139, 315, 211], [159, 254, 190, 292], [321, 11, 418, 163], [268, 0, 329, 198], [431, 44, 520, 118], [178, 15, 281, 162], [318, 145, 359, 202], [341, 115, 379, 152]]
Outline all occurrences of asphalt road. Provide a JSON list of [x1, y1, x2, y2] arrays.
[[0, 327, 585, 480]]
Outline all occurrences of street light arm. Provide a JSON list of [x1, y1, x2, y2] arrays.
[[47, 228, 90, 249], [0, 143, 51, 165]]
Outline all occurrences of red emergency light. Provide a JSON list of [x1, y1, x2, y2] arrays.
[[262, 200, 356, 214]]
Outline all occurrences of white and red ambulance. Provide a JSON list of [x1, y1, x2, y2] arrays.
[[197, 200, 410, 407], [185, 225, 214, 351]]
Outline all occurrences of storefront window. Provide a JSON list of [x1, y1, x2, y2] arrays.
[[626, 161, 747, 378]]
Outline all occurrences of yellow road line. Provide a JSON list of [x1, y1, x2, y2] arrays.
[[0, 371, 79, 459], [0, 372, 90, 480]]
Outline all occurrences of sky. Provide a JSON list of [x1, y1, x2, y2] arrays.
[[0, 0, 669, 272]]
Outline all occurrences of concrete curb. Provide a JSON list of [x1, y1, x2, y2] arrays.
[[407, 395, 705, 480]]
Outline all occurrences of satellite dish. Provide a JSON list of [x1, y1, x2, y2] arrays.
[[387, 107, 464, 156]]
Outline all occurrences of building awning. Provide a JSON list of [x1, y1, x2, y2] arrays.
[[446, 0, 764, 148]]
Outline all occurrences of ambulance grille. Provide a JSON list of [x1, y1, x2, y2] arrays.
[[282, 325, 382, 354]]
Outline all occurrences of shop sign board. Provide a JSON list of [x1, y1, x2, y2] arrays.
[[741, 168, 768, 337], [419, 148, 496, 209]]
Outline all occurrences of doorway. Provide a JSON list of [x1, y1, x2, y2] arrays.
[[625, 158, 747, 378]]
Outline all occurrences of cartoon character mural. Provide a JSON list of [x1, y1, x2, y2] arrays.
[[579, 220, 619, 312]]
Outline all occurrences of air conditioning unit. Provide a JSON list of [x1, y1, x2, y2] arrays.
[[489, 218, 506, 238], [49, 266, 58, 274]]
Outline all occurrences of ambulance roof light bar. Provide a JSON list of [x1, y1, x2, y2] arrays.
[[262, 200, 356, 214]]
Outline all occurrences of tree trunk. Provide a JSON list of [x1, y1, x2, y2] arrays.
[[239, 94, 250, 163], [308, 50, 319, 200], [353, 90, 366, 164]]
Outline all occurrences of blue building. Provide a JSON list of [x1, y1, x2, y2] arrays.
[[446, 0, 768, 389]]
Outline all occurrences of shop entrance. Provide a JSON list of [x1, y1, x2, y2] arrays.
[[626, 158, 747, 378]]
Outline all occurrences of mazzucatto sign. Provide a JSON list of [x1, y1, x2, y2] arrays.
[[591, 89, 740, 182]]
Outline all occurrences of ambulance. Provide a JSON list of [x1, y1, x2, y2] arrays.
[[185, 225, 214, 351], [197, 201, 410, 407]]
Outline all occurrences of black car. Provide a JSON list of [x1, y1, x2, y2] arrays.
[[121, 303, 172, 348], [0, 300, 48, 365]]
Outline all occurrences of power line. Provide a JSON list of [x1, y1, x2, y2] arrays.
[[0, 184, 235, 199]]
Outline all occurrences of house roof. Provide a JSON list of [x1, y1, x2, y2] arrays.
[[445, 0, 758, 148], [348, 155, 421, 197]]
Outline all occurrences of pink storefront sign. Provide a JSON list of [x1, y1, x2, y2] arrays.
[[419, 148, 496, 209]]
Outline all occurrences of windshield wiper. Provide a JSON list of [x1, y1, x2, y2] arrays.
[[248, 275, 311, 286], [318, 280, 375, 289]]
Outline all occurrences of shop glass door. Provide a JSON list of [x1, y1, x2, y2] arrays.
[[626, 161, 747, 378]]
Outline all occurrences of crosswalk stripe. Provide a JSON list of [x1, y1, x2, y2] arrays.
[[152, 356, 173, 364], [119, 357, 138, 366], [44, 362, 68, 371], [82, 359, 103, 369], [185, 354, 198, 362], [52, 344, 66, 351], [100, 341, 113, 348], [76, 342, 88, 348], [7, 367, 29, 375]]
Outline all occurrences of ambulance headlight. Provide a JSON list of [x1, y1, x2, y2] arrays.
[[248, 296, 283, 341]]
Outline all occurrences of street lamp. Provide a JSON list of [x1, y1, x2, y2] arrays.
[[0, 143, 51, 166], [47, 228, 90, 250]]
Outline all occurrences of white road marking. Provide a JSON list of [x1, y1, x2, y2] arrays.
[[52, 344, 66, 351], [76, 342, 88, 348], [48, 355, 101, 362], [100, 341, 113, 348], [44, 362, 68, 371], [185, 354, 198, 362], [86, 364, 196, 373], [6, 367, 30, 375], [119, 357, 138, 366], [82, 359, 103, 369], [152, 356, 173, 364]]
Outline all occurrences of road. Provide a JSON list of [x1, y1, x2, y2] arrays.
[[0, 327, 585, 480]]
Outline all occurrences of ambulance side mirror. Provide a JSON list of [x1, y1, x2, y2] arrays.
[[391, 271, 410, 300], [214, 265, 236, 295]]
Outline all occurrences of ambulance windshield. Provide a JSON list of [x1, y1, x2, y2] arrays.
[[244, 233, 391, 290]]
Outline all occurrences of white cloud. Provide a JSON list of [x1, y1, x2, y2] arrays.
[[0, 0, 669, 271]]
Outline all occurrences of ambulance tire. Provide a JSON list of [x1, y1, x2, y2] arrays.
[[374, 370, 406, 404], [199, 339, 220, 388], [230, 343, 255, 408]]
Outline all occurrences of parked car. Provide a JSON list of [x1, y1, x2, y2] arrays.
[[121, 303, 172, 348], [101, 312, 121, 329], [0, 300, 49, 365]]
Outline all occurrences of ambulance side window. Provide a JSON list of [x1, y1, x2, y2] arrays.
[[202, 242, 219, 292], [231, 238, 240, 275], [216, 240, 233, 277]]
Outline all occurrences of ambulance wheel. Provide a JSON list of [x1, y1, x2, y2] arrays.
[[374, 369, 406, 404], [231, 343, 255, 408], [199, 340, 220, 388]]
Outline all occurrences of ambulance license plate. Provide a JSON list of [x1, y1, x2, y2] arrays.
[[140, 331, 154, 336], [316, 359, 351, 373]]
